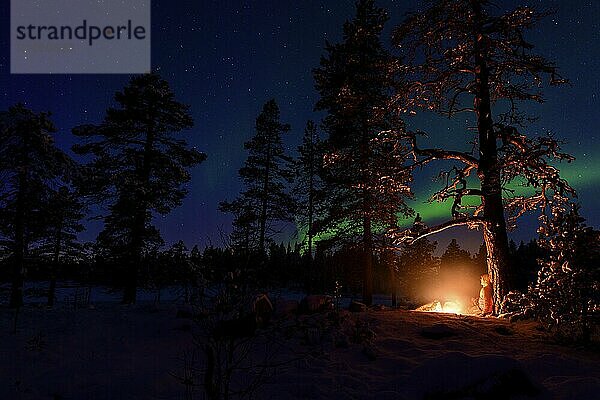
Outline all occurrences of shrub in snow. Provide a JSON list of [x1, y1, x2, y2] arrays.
[[529, 204, 599, 342], [181, 271, 291, 400], [500, 291, 535, 322]]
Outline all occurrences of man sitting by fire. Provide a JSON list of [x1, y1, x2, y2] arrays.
[[474, 273, 493, 316]]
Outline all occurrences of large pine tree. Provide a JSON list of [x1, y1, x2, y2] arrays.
[[314, 0, 412, 305], [73, 73, 206, 304], [220, 99, 295, 256], [0, 104, 75, 307], [392, 0, 574, 312]]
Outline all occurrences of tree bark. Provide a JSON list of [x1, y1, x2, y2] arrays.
[[482, 222, 511, 312], [472, 0, 512, 313]]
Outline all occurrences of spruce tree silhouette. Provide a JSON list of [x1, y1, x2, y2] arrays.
[[0, 104, 76, 308], [73, 73, 206, 304], [219, 99, 295, 261], [314, 0, 412, 305]]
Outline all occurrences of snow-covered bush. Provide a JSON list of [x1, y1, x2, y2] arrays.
[[500, 291, 535, 320], [530, 204, 600, 342]]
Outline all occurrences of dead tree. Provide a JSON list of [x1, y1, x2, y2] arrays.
[[391, 0, 574, 312]]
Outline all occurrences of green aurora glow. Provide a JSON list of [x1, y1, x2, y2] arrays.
[[299, 158, 598, 246]]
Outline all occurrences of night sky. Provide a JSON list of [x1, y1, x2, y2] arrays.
[[1, 0, 599, 252]]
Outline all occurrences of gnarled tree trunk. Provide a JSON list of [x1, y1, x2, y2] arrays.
[[472, 0, 512, 313]]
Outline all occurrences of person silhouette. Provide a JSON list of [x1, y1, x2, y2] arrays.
[[477, 273, 493, 316]]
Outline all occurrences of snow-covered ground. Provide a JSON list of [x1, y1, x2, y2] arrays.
[[1, 298, 598, 399]]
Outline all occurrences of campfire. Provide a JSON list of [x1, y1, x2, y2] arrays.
[[411, 269, 487, 315], [415, 299, 464, 314]]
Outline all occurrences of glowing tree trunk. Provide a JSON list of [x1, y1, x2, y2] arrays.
[[472, 0, 512, 310]]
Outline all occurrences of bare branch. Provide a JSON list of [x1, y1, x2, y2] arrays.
[[409, 132, 479, 168], [391, 216, 486, 246]]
